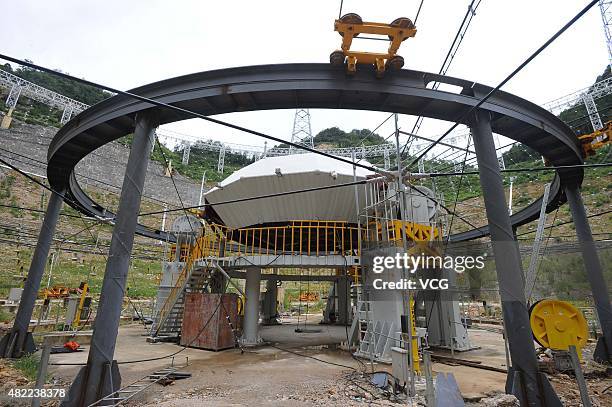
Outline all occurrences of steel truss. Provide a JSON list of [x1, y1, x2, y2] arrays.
[[0, 69, 89, 124]]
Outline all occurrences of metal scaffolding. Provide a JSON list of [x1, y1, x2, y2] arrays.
[[182, 143, 191, 165], [544, 76, 612, 131], [600, 0, 612, 70], [217, 144, 226, 174], [0, 69, 89, 124]]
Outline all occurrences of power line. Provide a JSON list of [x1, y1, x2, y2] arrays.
[[0, 203, 88, 219], [414, 0, 426, 24], [0, 55, 387, 177], [0, 220, 163, 257], [517, 208, 612, 238], [0, 145, 180, 209], [442, 131, 474, 242], [404, 0, 599, 171], [139, 178, 371, 216], [402, 0, 483, 151], [423, 162, 612, 178]]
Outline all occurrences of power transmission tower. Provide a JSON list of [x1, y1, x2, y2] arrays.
[[600, 1, 612, 70], [289, 109, 313, 152]]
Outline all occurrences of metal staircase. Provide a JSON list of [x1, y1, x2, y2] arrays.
[[151, 252, 212, 338]]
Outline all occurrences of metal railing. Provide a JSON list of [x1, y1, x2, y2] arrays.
[[170, 220, 442, 262], [195, 220, 361, 258], [153, 242, 203, 336]]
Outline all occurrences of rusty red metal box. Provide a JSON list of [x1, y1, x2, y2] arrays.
[[180, 292, 238, 351]]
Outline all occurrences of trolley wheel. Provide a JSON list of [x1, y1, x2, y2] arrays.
[[386, 55, 405, 71], [389, 17, 415, 40], [338, 13, 363, 37], [340, 13, 363, 24], [390, 17, 415, 29], [330, 50, 345, 66]]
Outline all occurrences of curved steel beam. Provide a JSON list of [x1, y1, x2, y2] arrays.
[[47, 64, 583, 242]]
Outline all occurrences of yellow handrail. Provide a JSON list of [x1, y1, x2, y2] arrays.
[[185, 220, 439, 265], [154, 239, 202, 335]]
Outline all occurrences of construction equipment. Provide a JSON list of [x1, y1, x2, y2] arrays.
[[579, 120, 611, 157], [39, 286, 71, 299], [298, 292, 319, 302], [61, 282, 91, 330], [331, 13, 417, 77], [72, 282, 90, 328], [529, 299, 589, 360]]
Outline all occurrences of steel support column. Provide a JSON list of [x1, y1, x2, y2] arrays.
[[62, 112, 157, 406], [242, 267, 261, 346], [262, 277, 280, 325], [565, 185, 612, 364], [0, 189, 65, 358], [470, 110, 560, 406]]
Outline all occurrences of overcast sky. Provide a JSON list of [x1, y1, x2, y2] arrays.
[[1, 0, 607, 156]]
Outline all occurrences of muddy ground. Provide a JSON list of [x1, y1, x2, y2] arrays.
[[0, 318, 610, 406]]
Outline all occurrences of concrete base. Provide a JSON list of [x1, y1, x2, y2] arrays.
[[60, 361, 121, 406], [506, 368, 562, 406], [1, 114, 12, 129], [594, 336, 611, 364], [0, 331, 36, 358], [240, 337, 264, 347]]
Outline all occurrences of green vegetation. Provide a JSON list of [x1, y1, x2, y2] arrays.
[[12, 353, 41, 381], [0, 61, 110, 127], [0, 307, 13, 323], [1, 62, 109, 105], [0, 174, 15, 199], [167, 144, 255, 184], [559, 66, 611, 136], [313, 127, 387, 147]]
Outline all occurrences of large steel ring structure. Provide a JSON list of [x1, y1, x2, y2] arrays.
[[47, 64, 582, 242], [2, 64, 610, 406]]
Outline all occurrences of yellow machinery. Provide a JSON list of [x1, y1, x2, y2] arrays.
[[579, 121, 611, 157], [298, 292, 319, 302], [408, 296, 420, 374], [529, 299, 589, 360], [370, 220, 441, 243], [331, 13, 417, 77], [39, 286, 71, 299], [72, 282, 89, 328]]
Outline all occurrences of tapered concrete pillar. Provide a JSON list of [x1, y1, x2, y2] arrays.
[[242, 268, 261, 346], [62, 112, 157, 406], [470, 110, 560, 406], [565, 185, 612, 364], [262, 277, 279, 325], [0, 189, 64, 358], [337, 278, 351, 325]]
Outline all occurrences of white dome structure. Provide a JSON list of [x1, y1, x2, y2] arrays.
[[204, 153, 376, 229]]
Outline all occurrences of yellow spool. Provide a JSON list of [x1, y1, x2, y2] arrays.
[[529, 299, 589, 359]]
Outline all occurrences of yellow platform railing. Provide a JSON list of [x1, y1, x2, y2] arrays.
[[173, 220, 442, 262]]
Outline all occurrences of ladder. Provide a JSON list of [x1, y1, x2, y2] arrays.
[[151, 258, 212, 338], [88, 366, 181, 406], [355, 299, 377, 357], [350, 294, 398, 362]]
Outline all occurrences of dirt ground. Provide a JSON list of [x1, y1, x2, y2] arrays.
[[1, 319, 610, 406]]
